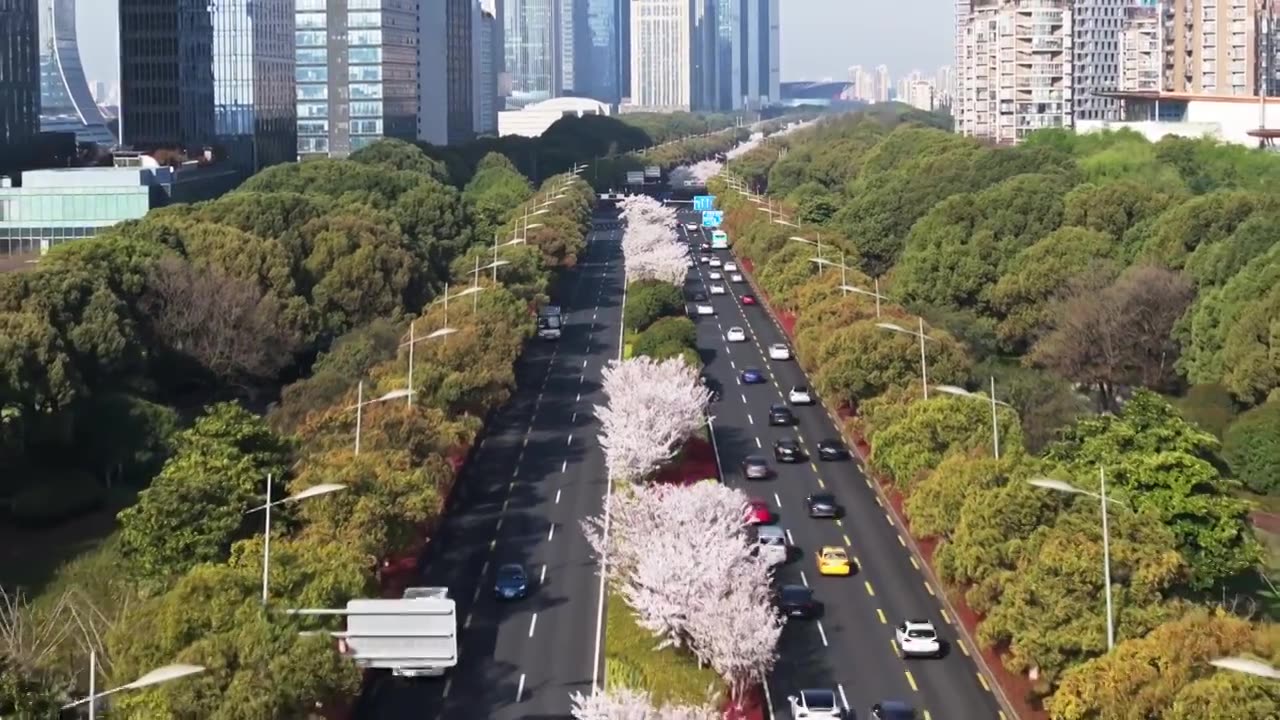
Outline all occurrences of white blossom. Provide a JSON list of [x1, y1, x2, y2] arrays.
[[569, 687, 718, 720], [595, 356, 710, 483], [619, 196, 687, 287], [669, 160, 724, 187]]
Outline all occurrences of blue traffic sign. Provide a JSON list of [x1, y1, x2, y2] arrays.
[[701, 210, 724, 228], [693, 195, 716, 212]]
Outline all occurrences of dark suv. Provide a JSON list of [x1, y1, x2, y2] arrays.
[[773, 439, 803, 463], [768, 404, 795, 426]]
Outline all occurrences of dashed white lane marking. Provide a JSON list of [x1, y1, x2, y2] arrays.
[[582, 359, 588, 368], [547, 524, 556, 541], [516, 673, 526, 702], [512, 467, 520, 478], [562, 459, 568, 472], [774, 492, 782, 507], [567, 433, 574, 446], [755, 437, 762, 448], [837, 685, 850, 713], [576, 392, 581, 402], [572, 411, 577, 422], [747, 413, 754, 425], [785, 529, 795, 545], [528, 613, 538, 637], [540, 564, 547, 584], [800, 571, 810, 587], [741, 393, 748, 403], [816, 620, 830, 647]]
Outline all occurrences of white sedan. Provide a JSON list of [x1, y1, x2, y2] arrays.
[[709, 258, 723, 268], [768, 343, 791, 360], [725, 261, 738, 272], [708, 271, 723, 280], [726, 327, 747, 342], [685, 222, 699, 231], [696, 304, 715, 316], [896, 620, 942, 658], [700, 255, 711, 264], [730, 272, 745, 283], [788, 385, 813, 405], [710, 283, 726, 295]]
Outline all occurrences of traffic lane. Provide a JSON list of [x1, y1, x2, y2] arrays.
[[502, 235, 622, 715], [693, 309, 916, 716], [715, 253, 1003, 718]]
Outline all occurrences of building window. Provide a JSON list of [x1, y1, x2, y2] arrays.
[[296, 12, 326, 29], [296, 31, 326, 47], [349, 47, 383, 64], [350, 101, 383, 117], [349, 83, 383, 99], [298, 102, 328, 118], [348, 12, 382, 28], [297, 48, 327, 64], [297, 67, 328, 83], [298, 121, 330, 135], [299, 136, 329, 153], [349, 30, 382, 46], [352, 119, 383, 134], [349, 65, 383, 81], [298, 84, 328, 100]]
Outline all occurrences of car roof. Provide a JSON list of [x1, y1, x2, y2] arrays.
[[877, 700, 913, 711], [820, 546, 846, 554], [800, 689, 836, 707], [776, 437, 799, 444], [809, 493, 836, 502], [903, 619, 934, 627], [818, 438, 841, 445], [770, 403, 789, 410], [498, 563, 524, 573], [757, 526, 785, 538], [744, 455, 767, 463]]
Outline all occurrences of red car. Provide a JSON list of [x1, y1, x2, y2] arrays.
[[745, 498, 771, 525], [741, 294, 757, 306]]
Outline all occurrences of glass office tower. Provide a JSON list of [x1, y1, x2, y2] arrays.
[[211, 0, 296, 174], [0, 0, 40, 149], [505, 0, 556, 107], [296, 0, 419, 157], [38, 0, 116, 145], [580, 0, 620, 102]]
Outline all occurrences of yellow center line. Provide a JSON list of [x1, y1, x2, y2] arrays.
[[890, 638, 899, 656], [905, 671, 918, 692], [865, 581, 875, 596], [885, 513, 895, 526], [978, 674, 991, 692], [910, 557, 920, 570], [843, 534, 852, 547], [835, 518, 843, 527], [923, 712, 933, 720], [958, 639, 971, 656], [489, 538, 497, 551], [924, 581, 935, 596], [876, 608, 887, 624], [817, 478, 826, 488], [897, 534, 906, 547], [875, 496, 884, 507], [941, 608, 952, 624]]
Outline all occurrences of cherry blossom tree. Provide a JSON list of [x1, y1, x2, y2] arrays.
[[569, 687, 718, 720], [686, 566, 782, 707], [619, 196, 687, 286], [669, 161, 724, 187], [596, 356, 710, 483]]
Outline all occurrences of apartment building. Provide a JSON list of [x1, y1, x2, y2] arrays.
[[957, 0, 1074, 144], [629, 0, 693, 110], [1169, 0, 1257, 96], [1073, 0, 1127, 120], [1119, 2, 1162, 91]]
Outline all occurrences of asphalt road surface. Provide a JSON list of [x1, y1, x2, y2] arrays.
[[678, 207, 1009, 720], [355, 210, 624, 720]]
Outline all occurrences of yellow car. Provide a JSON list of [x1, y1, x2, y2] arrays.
[[817, 546, 852, 576]]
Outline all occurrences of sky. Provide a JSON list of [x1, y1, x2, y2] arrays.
[[77, 0, 955, 89]]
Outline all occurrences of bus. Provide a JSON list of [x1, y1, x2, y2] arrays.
[[537, 305, 562, 340], [711, 230, 729, 249]]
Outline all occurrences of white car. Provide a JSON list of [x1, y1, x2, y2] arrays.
[[685, 222, 699, 231], [896, 619, 942, 658], [700, 255, 711, 264], [788, 689, 842, 718], [709, 257, 723, 268], [768, 343, 791, 360], [708, 271, 723, 280], [725, 261, 738, 272], [709, 283, 726, 295], [726, 326, 747, 342], [696, 304, 715, 316], [730, 272, 745, 283], [788, 385, 813, 405]]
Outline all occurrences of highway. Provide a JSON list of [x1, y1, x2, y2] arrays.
[[678, 206, 1007, 720], [355, 208, 624, 720]]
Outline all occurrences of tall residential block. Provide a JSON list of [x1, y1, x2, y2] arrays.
[[956, 0, 1074, 144], [629, 0, 693, 110], [38, 0, 116, 145], [474, 0, 500, 135], [1168, 0, 1258, 96], [0, 0, 40, 149], [1119, 1, 1162, 92], [295, 0, 417, 158], [120, 0, 293, 176], [1073, 0, 1127, 121]]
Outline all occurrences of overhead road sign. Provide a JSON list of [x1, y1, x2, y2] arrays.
[[702, 210, 724, 228], [693, 195, 716, 211]]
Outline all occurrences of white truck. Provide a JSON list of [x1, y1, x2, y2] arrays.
[[538, 305, 563, 340]]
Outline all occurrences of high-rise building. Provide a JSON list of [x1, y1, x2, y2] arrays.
[[120, 0, 293, 175], [956, 0, 1073, 144], [38, 0, 116, 146], [629, 0, 693, 109], [620, 0, 632, 99], [1119, 2, 1162, 92], [446, 0, 475, 144], [936, 65, 956, 107], [875, 64, 891, 101], [741, 0, 780, 108], [579, 0, 621, 102], [506, 0, 557, 106], [296, 0, 417, 158], [907, 79, 936, 110], [691, 0, 716, 109], [474, 0, 500, 135], [715, 0, 744, 110], [1073, 0, 1127, 121], [0, 0, 39, 151], [1169, 0, 1258, 96]]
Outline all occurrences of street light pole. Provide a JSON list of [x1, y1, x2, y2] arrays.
[[89, 649, 96, 720], [918, 317, 928, 399], [65, 663, 206, 718], [262, 473, 272, 604], [1100, 465, 1115, 651], [990, 376, 1001, 460], [355, 380, 363, 455], [406, 321, 415, 409]]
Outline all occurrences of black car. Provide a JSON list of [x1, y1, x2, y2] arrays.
[[742, 455, 771, 480], [773, 438, 803, 463], [494, 563, 529, 600], [700, 243, 712, 253], [689, 290, 708, 302], [871, 701, 916, 720], [816, 439, 848, 461], [806, 493, 839, 518], [776, 584, 820, 619], [767, 403, 795, 426]]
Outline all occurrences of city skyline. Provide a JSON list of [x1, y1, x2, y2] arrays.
[[76, 0, 957, 91]]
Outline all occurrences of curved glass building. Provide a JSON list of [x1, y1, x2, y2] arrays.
[[38, 0, 116, 146]]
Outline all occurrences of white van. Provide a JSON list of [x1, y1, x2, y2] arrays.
[[755, 526, 788, 566]]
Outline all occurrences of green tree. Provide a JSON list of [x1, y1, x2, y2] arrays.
[[1061, 180, 1180, 252], [0, 659, 68, 720], [1047, 610, 1277, 720], [117, 403, 291, 589], [1222, 400, 1280, 495], [977, 507, 1186, 692], [868, 392, 1022, 490], [1183, 211, 1280, 288], [1173, 383, 1239, 440], [905, 453, 1022, 538], [1134, 190, 1267, 270], [990, 226, 1118, 351], [1166, 669, 1280, 720], [624, 280, 685, 332], [349, 137, 449, 179], [810, 318, 969, 416], [633, 316, 698, 359], [1218, 284, 1280, 405]]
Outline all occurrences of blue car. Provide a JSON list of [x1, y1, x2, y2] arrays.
[[740, 368, 766, 384], [494, 563, 529, 600]]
